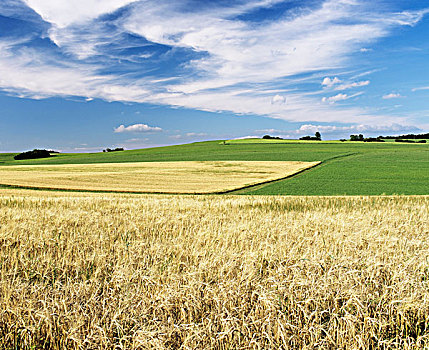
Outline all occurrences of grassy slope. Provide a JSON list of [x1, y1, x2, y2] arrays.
[[237, 150, 429, 195], [0, 141, 362, 165], [1, 140, 428, 195]]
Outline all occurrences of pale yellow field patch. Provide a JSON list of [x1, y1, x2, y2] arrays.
[[0, 161, 319, 193]]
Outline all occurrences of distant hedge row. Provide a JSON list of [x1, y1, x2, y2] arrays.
[[394, 139, 426, 143], [382, 133, 429, 140], [14, 149, 53, 160], [103, 147, 124, 152]]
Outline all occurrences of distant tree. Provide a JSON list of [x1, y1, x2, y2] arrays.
[[14, 149, 52, 160], [299, 132, 322, 141], [262, 135, 283, 140], [103, 147, 124, 152], [363, 137, 384, 142]]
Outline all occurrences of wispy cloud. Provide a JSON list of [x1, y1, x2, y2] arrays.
[[383, 93, 403, 99], [322, 93, 349, 103], [0, 0, 428, 127], [322, 77, 370, 91], [232, 135, 261, 140], [335, 80, 370, 90], [253, 123, 421, 139], [321, 92, 363, 104], [185, 132, 207, 137], [412, 86, 429, 92], [296, 123, 419, 135], [114, 123, 162, 133], [22, 0, 139, 28], [255, 128, 285, 134]]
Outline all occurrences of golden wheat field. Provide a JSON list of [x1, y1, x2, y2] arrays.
[[0, 189, 428, 349], [0, 161, 318, 193]]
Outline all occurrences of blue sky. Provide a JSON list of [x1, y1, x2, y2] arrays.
[[0, 0, 428, 152]]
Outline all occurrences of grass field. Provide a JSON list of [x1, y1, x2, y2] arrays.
[[0, 161, 318, 193], [1, 189, 428, 349], [223, 138, 345, 144], [1, 140, 428, 195]]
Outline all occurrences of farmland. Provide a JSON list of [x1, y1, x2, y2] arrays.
[[0, 190, 428, 348], [1, 140, 428, 349], [0, 161, 318, 193], [1, 140, 428, 195]]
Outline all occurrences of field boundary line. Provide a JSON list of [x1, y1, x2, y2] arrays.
[[215, 161, 322, 194]]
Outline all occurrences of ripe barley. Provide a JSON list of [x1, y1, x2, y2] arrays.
[[0, 189, 428, 349]]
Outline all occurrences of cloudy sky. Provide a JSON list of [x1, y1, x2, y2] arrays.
[[0, 0, 428, 152]]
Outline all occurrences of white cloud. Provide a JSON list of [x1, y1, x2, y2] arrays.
[[185, 132, 207, 137], [125, 0, 426, 93], [169, 132, 208, 139], [359, 48, 372, 52], [0, 1, 427, 128], [233, 135, 260, 140], [322, 93, 348, 103], [23, 0, 138, 27], [335, 80, 370, 90], [114, 123, 162, 133], [382, 93, 403, 99], [255, 128, 284, 134], [271, 94, 286, 105], [72, 146, 105, 152], [322, 77, 341, 87], [322, 92, 364, 104], [412, 86, 429, 92], [152, 89, 403, 125], [0, 40, 153, 102], [297, 123, 420, 135], [125, 138, 148, 142], [322, 78, 370, 91]]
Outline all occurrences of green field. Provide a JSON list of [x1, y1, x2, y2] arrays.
[[1, 140, 428, 195]]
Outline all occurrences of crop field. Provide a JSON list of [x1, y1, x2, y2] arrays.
[[0, 189, 428, 349], [1, 140, 428, 195], [0, 161, 318, 194]]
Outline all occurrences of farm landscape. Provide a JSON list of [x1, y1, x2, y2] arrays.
[[1, 140, 429, 348], [1, 0, 429, 348]]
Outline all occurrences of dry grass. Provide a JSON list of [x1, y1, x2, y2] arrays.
[[0, 189, 428, 349], [0, 161, 318, 193]]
